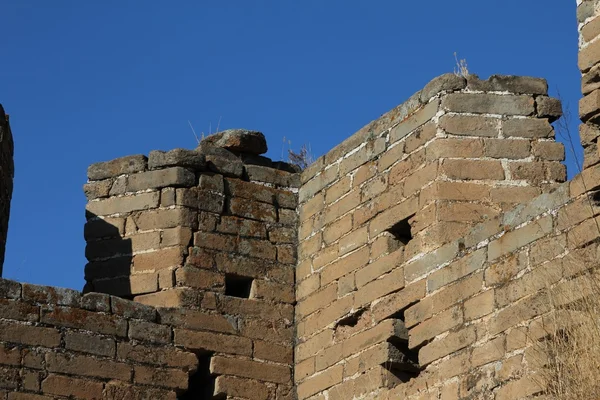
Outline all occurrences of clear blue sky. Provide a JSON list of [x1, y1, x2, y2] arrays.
[[2, 1, 581, 290]]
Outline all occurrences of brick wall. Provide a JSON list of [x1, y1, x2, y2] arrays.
[[295, 74, 569, 399], [81, 130, 297, 399], [0, 105, 14, 276]]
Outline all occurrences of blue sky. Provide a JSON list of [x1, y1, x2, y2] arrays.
[[2, 1, 580, 290]]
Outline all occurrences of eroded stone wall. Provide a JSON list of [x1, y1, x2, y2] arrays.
[[0, 105, 13, 276]]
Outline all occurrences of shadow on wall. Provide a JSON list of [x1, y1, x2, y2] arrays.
[[83, 212, 133, 298]]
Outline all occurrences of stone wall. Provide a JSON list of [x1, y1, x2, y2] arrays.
[[295, 74, 566, 399], [0, 105, 14, 276]]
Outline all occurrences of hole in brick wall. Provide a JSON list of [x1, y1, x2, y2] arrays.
[[387, 216, 413, 247], [224, 274, 253, 298], [336, 309, 366, 329], [385, 310, 422, 382], [590, 190, 600, 206], [178, 354, 216, 400]]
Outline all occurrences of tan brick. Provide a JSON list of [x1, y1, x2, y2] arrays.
[[426, 137, 484, 160], [211, 355, 291, 384], [0, 321, 61, 348], [390, 100, 440, 143], [214, 375, 270, 400], [45, 353, 131, 381], [583, 16, 600, 42], [324, 190, 361, 225], [41, 374, 104, 399], [532, 141, 565, 161], [134, 365, 188, 390], [132, 207, 196, 230], [419, 325, 476, 366], [503, 118, 554, 138], [404, 241, 459, 282], [405, 122, 437, 153], [442, 93, 535, 116], [117, 342, 197, 369], [437, 201, 499, 223], [323, 214, 352, 245], [127, 167, 194, 192], [297, 364, 343, 399], [439, 114, 500, 137], [174, 329, 252, 356], [388, 148, 426, 186], [464, 289, 495, 321], [484, 138, 531, 159], [297, 283, 337, 320], [356, 248, 403, 287], [300, 192, 324, 221], [338, 226, 368, 256], [302, 295, 353, 336], [488, 215, 553, 261], [354, 266, 405, 307], [253, 279, 295, 303], [361, 174, 388, 202], [320, 246, 369, 286], [297, 274, 320, 301], [132, 246, 185, 272], [254, 340, 293, 364], [408, 305, 463, 348], [490, 186, 541, 205], [489, 292, 552, 335], [494, 376, 542, 400], [427, 247, 486, 292], [579, 38, 600, 72], [230, 197, 277, 222], [441, 159, 505, 180], [378, 142, 405, 171], [325, 176, 351, 205], [86, 191, 160, 216], [298, 233, 322, 261], [471, 335, 505, 367]]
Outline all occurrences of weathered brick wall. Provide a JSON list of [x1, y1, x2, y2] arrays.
[[295, 75, 568, 399], [0, 278, 198, 399], [82, 130, 297, 399], [0, 105, 14, 276]]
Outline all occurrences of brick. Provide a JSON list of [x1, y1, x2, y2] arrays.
[[0, 345, 20, 366], [296, 284, 337, 320], [297, 364, 343, 399], [132, 247, 185, 272], [426, 138, 484, 160], [88, 155, 147, 180], [174, 328, 252, 356], [175, 266, 224, 290], [86, 191, 160, 216], [536, 96, 563, 120], [338, 226, 368, 256], [176, 188, 224, 213], [230, 197, 276, 222], [437, 202, 499, 223], [214, 375, 270, 400], [439, 114, 500, 137], [325, 176, 351, 205], [369, 196, 419, 237], [489, 292, 551, 335], [390, 99, 440, 143], [419, 325, 476, 366], [427, 247, 486, 292], [503, 118, 554, 138], [579, 37, 600, 73], [301, 295, 353, 336], [388, 148, 426, 186], [129, 320, 172, 344], [408, 305, 463, 348], [488, 215, 553, 261], [149, 148, 205, 170], [65, 331, 116, 357], [323, 190, 361, 225], [134, 365, 188, 390], [421, 181, 490, 203], [404, 241, 459, 282], [133, 209, 196, 232], [490, 186, 541, 205], [0, 279, 21, 299], [0, 299, 39, 322], [471, 335, 505, 367], [211, 355, 291, 384], [254, 340, 293, 364], [41, 306, 127, 337], [441, 159, 505, 180], [46, 352, 131, 381], [83, 179, 113, 200], [117, 342, 197, 370], [127, 167, 195, 192], [111, 295, 156, 320], [323, 214, 352, 245], [246, 165, 299, 187], [300, 191, 324, 220], [218, 215, 269, 239], [360, 174, 388, 202], [42, 374, 104, 399], [371, 280, 426, 323], [0, 321, 61, 347], [321, 246, 369, 285], [532, 141, 565, 161], [442, 93, 535, 115], [356, 248, 403, 288], [484, 138, 530, 159], [103, 382, 176, 400], [354, 266, 405, 307], [405, 122, 437, 153], [403, 162, 438, 196]]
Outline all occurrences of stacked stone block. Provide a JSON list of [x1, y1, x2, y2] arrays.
[[0, 106, 13, 275], [0, 279, 198, 399], [83, 130, 298, 399], [295, 74, 566, 399]]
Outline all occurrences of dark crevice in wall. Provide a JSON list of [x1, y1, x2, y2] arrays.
[[179, 354, 215, 400], [224, 274, 253, 298], [385, 310, 422, 382], [387, 216, 414, 247]]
